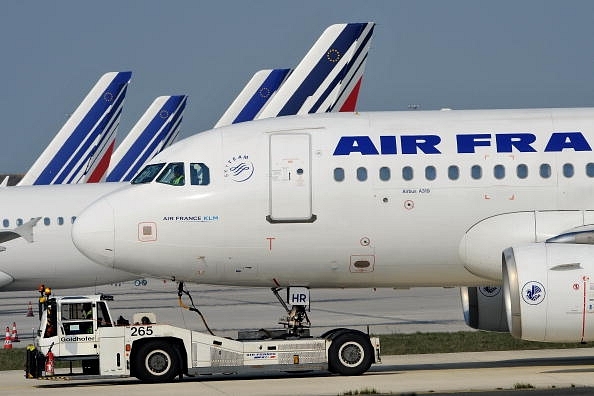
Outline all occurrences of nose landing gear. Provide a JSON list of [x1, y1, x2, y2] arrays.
[[271, 286, 311, 337]]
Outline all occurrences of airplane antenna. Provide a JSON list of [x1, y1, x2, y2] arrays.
[[177, 282, 215, 336]]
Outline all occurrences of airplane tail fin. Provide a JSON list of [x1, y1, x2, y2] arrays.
[[256, 22, 375, 119], [18, 71, 132, 186], [105, 95, 187, 183], [214, 69, 291, 128]]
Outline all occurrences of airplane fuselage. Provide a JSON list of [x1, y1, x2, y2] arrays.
[[0, 183, 137, 290], [72, 109, 594, 288]]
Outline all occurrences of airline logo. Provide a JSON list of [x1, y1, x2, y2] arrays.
[[258, 22, 375, 118], [333, 132, 591, 155], [32, 71, 132, 184], [522, 281, 545, 305], [224, 155, 254, 182]]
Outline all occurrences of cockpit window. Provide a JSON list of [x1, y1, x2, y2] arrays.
[[131, 163, 166, 184], [156, 162, 185, 186], [190, 163, 210, 185]]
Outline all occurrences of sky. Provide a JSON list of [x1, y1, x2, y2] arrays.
[[1, 0, 594, 174]]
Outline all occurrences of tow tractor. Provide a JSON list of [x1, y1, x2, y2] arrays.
[[27, 284, 380, 382]]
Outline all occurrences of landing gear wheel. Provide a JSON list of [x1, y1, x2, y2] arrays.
[[134, 341, 179, 382], [328, 331, 373, 376]]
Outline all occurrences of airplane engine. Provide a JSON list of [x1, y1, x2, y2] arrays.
[[460, 286, 508, 332], [503, 243, 594, 343]]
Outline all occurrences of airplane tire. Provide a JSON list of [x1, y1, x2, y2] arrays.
[[327, 331, 373, 376], [134, 341, 179, 382]]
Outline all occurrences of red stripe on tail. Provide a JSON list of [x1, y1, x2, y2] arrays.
[[86, 140, 115, 183], [339, 77, 363, 112]]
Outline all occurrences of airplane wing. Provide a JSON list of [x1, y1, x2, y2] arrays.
[[256, 22, 375, 119], [17, 71, 132, 186], [105, 95, 188, 183], [0, 217, 41, 244], [214, 69, 292, 128]]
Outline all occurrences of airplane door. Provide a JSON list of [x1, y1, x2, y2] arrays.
[[268, 133, 316, 223]]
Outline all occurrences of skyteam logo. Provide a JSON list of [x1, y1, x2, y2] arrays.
[[225, 155, 254, 182], [479, 286, 501, 298], [521, 281, 545, 305]]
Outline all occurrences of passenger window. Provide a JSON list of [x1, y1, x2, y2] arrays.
[[379, 167, 390, 181], [563, 163, 574, 178], [540, 163, 551, 179], [57, 217, 64, 226], [44, 217, 50, 226], [471, 165, 482, 180], [190, 163, 210, 185], [356, 167, 367, 181], [131, 163, 166, 184], [448, 165, 459, 180], [494, 165, 505, 180], [157, 162, 185, 186], [425, 166, 436, 181], [71, 216, 77, 224], [516, 164, 528, 179], [402, 166, 413, 181], [587, 163, 594, 177], [2, 219, 8, 227], [333, 168, 345, 182], [16, 218, 23, 226]]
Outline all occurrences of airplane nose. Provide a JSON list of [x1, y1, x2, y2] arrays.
[[72, 198, 115, 267]]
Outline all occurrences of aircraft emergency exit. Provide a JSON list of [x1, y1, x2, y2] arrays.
[[73, 107, 594, 345]]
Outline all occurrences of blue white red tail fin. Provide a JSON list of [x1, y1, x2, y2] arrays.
[[18, 71, 132, 185], [214, 69, 291, 128], [256, 22, 374, 119], [105, 95, 187, 183]]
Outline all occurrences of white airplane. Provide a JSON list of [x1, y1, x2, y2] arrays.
[[0, 23, 375, 292], [0, 182, 132, 289], [72, 108, 594, 345], [0, 96, 187, 289], [18, 72, 132, 186]]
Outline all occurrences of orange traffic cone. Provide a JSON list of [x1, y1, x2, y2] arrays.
[[3, 326, 12, 349], [11, 322, 19, 342], [26, 301, 34, 317]]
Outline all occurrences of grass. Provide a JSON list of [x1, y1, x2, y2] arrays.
[[0, 331, 589, 371], [378, 331, 590, 355]]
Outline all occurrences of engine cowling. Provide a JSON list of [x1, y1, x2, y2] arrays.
[[460, 286, 508, 332], [503, 243, 594, 342]]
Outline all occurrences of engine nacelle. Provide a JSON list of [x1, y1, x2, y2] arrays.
[[460, 286, 508, 332], [503, 243, 594, 342]]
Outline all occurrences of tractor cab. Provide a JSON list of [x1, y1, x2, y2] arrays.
[[35, 295, 114, 359]]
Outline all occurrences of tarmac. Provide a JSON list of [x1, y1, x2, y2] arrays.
[[3, 284, 594, 394], [1, 348, 594, 395]]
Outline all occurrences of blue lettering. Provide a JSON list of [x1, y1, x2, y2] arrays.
[[456, 134, 491, 153], [495, 133, 537, 152], [401, 135, 441, 154], [333, 136, 379, 155], [544, 132, 592, 152], [379, 136, 397, 154]]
